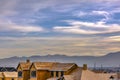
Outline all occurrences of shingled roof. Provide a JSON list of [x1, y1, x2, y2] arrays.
[[17, 60, 32, 70], [51, 63, 76, 71], [32, 62, 77, 71], [32, 62, 55, 70], [18, 62, 32, 70], [3, 72, 18, 77]]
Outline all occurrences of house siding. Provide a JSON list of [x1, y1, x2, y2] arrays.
[[37, 70, 50, 80]]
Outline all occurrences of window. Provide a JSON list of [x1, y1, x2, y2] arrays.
[[12, 78, 14, 80], [31, 71, 36, 78], [109, 76, 114, 80], [51, 71, 54, 77], [56, 71, 59, 77], [61, 71, 64, 77], [18, 71, 22, 78]]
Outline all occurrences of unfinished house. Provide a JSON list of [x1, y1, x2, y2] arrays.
[[17, 60, 32, 80]]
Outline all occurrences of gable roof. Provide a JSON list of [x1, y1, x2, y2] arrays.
[[51, 63, 76, 71], [31, 62, 77, 71], [32, 62, 55, 70], [17, 62, 32, 70]]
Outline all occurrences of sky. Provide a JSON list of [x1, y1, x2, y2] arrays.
[[0, 0, 120, 58]]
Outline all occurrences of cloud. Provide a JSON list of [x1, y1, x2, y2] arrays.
[[73, 10, 111, 22], [0, 19, 44, 33], [0, 0, 18, 16], [0, 0, 119, 58], [0, 36, 119, 58], [92, 11, 110, 22], [53, 20, 120, 34], [73, 11, 88, 17], [0, 0, 119, 16], [102, 36, 120, 42]]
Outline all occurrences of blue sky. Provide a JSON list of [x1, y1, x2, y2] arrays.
[[0, 0, 120, 58]]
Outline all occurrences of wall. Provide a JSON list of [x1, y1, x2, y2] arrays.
[[17, 65, 23, 80], [37, 70, 50, 80], [0, 78, 3, 80], [23, 71, 30, 80], [4, 77, 17, 80]]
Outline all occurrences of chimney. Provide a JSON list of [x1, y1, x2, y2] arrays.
[[26, 59, 30, 63], [83, 64, 87, 70]]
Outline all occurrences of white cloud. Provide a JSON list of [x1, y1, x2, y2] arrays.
[[92, 11, 109, 15], [73, 11, 87, 17], [53, 20, 120, 34], [102, 36, 120, 42], [0, 0, 119, 16], [92, 11, 110, 22], [0, 19, 44, 33], [73, 10, 111, 22]]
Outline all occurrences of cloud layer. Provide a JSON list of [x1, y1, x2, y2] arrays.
[[53, 20, 120, 34], [0, 0, 120, 58], [0, 36, 119, 58]]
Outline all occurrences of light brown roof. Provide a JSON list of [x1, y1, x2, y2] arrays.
[[0, 72, 3, 78], [33, 62, 56, 70], [3, 72, 18, 77], [51, 63, 76, 71], [32, 62, 76, 71], [18, 62, 32, 70]]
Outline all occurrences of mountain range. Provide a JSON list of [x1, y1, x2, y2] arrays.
[[0, 51, 120, 67]]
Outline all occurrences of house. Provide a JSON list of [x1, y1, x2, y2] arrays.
[[30, 62, 78, 80], [0, 67, 17, 80], [47, 64, 118, 80], [17, 60, 79, 80], [81, 64, 118, 80], [0, 72, 17, 80], [0, 72, 3, 80], [17, 60, 119, 80], [17, 60, 32, 80]]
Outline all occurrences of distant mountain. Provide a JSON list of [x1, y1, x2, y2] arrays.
[[0, 51, 120, 67]]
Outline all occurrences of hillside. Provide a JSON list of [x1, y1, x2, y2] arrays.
[[0, 51, 120, 67]]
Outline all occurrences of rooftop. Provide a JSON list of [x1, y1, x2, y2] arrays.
[[31, 62, 77, 71], [17, 62, 32, 70]]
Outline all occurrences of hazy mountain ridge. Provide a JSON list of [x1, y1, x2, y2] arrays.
[[0, 51, 120, 67]]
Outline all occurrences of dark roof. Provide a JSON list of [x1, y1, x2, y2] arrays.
[[0, 67, 16, 72]]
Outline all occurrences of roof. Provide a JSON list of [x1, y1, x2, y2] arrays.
[[3, 72, 18, 77], [33, 62, 56, 70], [32, 62, 77, 71], [18, 62, 32, 70], [81, 69, 118, 80], [0, 72, 17, 78], [64, 75, 74, 80], [0, 67, 16, 72], [0, 72, 3, 78], [50, 63, 76, 71]]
